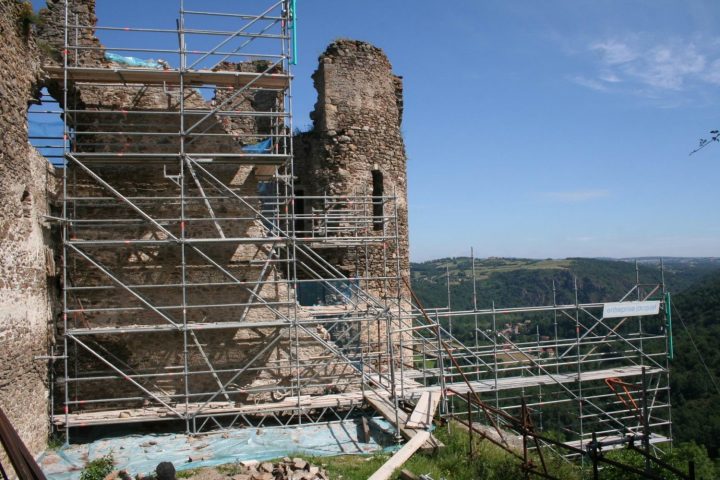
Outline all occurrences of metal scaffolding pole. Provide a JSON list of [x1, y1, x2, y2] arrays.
[[29, 1, 671, 456]]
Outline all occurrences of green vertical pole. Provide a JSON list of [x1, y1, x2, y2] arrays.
[[290, 0, 297, 65], [665, 292, 674, 360]]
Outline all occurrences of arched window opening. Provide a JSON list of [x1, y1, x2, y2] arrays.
[[371, 170, 383, 231], [28, 87, 66, 167], [21, 189, 32, 218], [294, 189, 306, 236]]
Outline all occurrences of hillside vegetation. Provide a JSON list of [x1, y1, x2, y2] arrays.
[[670, 269, 720, 457], [411, 257, 720, 310], [410, 256, 720, 461], [297, 422, 716, 480]]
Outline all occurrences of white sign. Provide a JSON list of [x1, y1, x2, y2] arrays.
[[603, 301, 660, 319]]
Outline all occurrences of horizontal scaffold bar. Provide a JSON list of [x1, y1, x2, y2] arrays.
[[45, 66, 291, 89], [67, 237, 287, 246], [54, 366, 662, 428], [65, 152, 290, 166]]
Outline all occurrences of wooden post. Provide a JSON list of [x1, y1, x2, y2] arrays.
[[0, 406, 47, 479], [591, 432, 599, 480], [467, 392, 474, 459], [0, 458, 9, 480], [641, 367, 651, 474], [521, 398, 530, 480], [361, 416, 370, 443]]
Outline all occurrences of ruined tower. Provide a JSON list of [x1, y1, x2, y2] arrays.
[[14, 0, 416, 441], [0, 0, 56, 468], [1, 4, 676, 472], [295, 40, 410, 300], [0, 0, 420, 460]]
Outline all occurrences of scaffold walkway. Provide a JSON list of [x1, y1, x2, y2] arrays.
[[29, 0, 673, 456]]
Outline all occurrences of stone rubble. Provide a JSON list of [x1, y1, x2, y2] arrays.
[[113, 458, 331, 480]]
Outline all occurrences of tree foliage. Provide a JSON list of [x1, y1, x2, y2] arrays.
[[670, 270, 720, 458], [690, 129, 719, 155], [410, 257, 720, 462]]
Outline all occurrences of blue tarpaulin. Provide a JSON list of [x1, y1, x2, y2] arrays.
[[105, 52, 165, 69], [39, 420, 394, 479], [242, 138, 273, 154]]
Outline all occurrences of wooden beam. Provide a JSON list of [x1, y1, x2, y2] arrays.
[[364, 392, 444, 453], [254, 165, 278, 177], [405, 391, 440, 429], [367, 431, 430, 480], [0, 407, 47, 480], [361, 417, 371, 443], [44, 66, 290, 89], [399, 470, 420, 480]]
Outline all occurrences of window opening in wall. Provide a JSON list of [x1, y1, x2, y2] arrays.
[[297, 277, 358, 306], [257, 181, 279, 233], [294, 189, 306, 237], [28, 87, 67, 167], [21, 189, 32, 218], [372, 169, 384, 231]]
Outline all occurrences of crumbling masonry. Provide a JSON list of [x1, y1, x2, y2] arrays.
[[1, 1, 675, 475], [0, 0, 57, 470], [0, 0, 412, 461]]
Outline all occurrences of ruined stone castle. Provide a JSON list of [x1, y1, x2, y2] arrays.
[[0, 0, 410, 468], [0, 4, 681, 477]]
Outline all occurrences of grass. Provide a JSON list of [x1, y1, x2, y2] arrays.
[[16, 0, 41, 37], [108, 436, 719, 480], [296, 422, 582, 480], [46, 433, 65, 451], [216, 462, 247, 475], [79, 455, 114, 480], [176, 468, 202, 479]]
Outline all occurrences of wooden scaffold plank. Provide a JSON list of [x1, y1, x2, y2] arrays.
[[367, 431, 430, 480]]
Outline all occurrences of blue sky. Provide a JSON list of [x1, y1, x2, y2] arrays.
[[31, 0, 720, 260]]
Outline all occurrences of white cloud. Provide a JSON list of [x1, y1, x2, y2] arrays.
[[703, 58, 720, 85], [573, 35, 720, 95], [599, 72, 621, 83], [631, 44, 705, 89], [591, 39, 639, 64], [569, 75, 608, 91], [542, 190, 610, 203]]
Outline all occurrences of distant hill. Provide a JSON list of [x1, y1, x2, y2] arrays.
[[669, 269, 720, 457], [410, 257, 720, 310], [410, 256, 720, 457]]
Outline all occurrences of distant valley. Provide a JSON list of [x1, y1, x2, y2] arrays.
[[411, 256, 720, 457]]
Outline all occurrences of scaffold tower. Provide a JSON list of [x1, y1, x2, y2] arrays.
[[32, 0, 673, 458]]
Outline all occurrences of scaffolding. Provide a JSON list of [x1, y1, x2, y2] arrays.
[[414, 266, 673, 455], [32, 0, 672, 459]]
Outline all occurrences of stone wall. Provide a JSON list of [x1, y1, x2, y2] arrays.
[[38, 0, 106, 66], [0, 0, 413, 444], [0, 0, 56, 474], [34, 1, 358, 411], [55, 80, 352, 409], [295, 40, 410, 292], [214, 60, 285, 148], [294, 40, 411, 353]]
